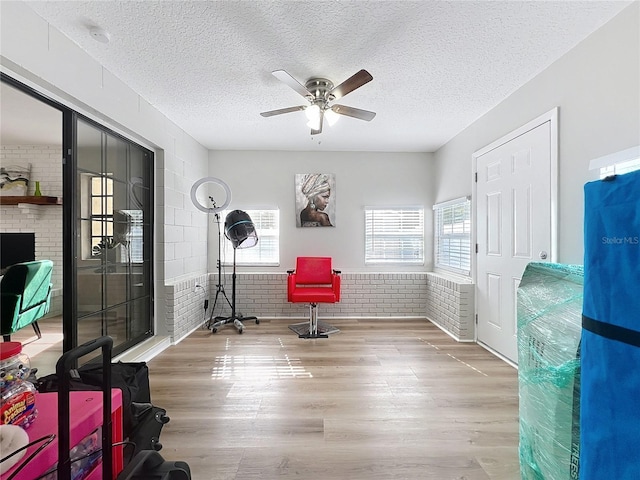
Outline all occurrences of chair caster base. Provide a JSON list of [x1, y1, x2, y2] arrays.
[[298, 333, 329, 339]]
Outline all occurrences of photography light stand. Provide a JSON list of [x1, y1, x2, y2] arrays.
[[210, 247, 259, 334], [190, 177, 234, 330], [205, 203, 232, 330]]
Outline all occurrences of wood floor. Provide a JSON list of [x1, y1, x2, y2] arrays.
[[146, 319, 520, 480], [8, 317, 520, 478]]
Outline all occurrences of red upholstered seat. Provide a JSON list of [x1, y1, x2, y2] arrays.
[[287, 257, 340, 304], [287, 257, 341, 338]]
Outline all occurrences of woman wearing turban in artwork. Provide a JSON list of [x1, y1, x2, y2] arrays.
[[299, 173, 333, 227]]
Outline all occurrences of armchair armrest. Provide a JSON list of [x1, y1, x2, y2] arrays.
[[331, 273, 341, 302], [287, 273, 297, 302]]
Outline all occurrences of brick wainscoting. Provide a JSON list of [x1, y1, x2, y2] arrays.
[[165, 272, 475, 344], [164, 272, 429, 343], [425, 272, 475, 341]]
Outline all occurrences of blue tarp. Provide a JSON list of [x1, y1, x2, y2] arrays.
[[581, 170, 640, 479]]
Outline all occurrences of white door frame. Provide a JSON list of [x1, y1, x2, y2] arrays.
[[471, 107, 559, 350]]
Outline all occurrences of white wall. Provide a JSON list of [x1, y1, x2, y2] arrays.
[[3, 0, 637, 344], [433, 2, 640, 265], [1, 1, 213, 339], [0, 1, 211, 283], [208, 150, 435, 272]]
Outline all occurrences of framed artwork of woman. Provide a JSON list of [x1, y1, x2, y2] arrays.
[[295, 173, 336, 227]]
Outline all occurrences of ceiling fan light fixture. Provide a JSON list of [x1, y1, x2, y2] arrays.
[[325, 108, 340, 126], [261, 69, 375, 134], [305, 104, 321, 121], [306, 117, 321, 131], [305, 104, 322, 130]]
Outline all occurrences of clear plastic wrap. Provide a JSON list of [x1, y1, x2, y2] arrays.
[[517, 262, 583, 480]]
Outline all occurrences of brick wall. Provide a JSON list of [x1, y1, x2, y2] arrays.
[[425, 272, 475, 341], [164, 274, 211, 342], [224, 272, 429, 319], [1, 145, 63, 315], [164, 272, 429, 342]]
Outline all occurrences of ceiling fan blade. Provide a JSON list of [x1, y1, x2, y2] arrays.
[[331, 105, 376, 121], [260, 105, 306, 117], [272, 70, 312, 98], [330, 69, 373, 100]]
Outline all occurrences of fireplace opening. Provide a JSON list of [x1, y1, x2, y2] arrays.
[[0, 232, 36, 274]]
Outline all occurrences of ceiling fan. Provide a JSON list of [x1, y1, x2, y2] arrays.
[[260, 69, 376, 135]]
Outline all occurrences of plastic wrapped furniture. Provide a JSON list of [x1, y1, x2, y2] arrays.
[[581, 170, 640, 479], [1, 260, 53, 342], [517, 262, 583, 479]]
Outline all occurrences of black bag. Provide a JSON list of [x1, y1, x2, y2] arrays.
[[129, 403, 170, 453], [37, 361, 154, 439], [52, 338, 191, 480], [78, 361, 151, 436], [79, 361, 151, 404], [118, 450, 191, 480]]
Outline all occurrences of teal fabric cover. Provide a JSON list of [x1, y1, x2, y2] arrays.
[[581, 170, 640, 479], [1, 260, 53, 335]]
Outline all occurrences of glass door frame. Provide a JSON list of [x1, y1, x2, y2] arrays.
[[73, 115, 155, 355], [1, 73, 155, 357]]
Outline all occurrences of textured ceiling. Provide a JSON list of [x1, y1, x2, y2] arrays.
[[15, 1, 634, 152]]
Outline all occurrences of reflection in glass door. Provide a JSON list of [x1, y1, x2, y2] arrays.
[[75, 117, 153, 356]]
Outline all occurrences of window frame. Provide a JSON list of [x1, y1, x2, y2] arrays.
[[89, 175, 114, 256], [433, 196, 472, 277], [364, 206, 425, 265]]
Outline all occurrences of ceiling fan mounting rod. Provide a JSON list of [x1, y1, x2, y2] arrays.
[[305, 78, 335, 102]]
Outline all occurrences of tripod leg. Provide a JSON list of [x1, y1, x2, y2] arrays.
[[208, 285, 234, 328], [206, 290, 220, 329]]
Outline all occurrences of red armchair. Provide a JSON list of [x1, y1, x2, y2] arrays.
[[287, 257, 341, 338]]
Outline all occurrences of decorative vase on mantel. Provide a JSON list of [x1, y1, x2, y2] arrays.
[[34, 181, 42, 197]]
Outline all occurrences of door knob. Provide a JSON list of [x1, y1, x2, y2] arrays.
[[539, 251, 548, 260]]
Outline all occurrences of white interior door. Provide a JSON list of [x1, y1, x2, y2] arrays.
[[475, 111, 556, 364]]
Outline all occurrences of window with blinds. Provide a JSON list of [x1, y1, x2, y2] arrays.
[[433, 197, 471, 276], [365, 207, 424, 264], [221, 209, 279, 266]]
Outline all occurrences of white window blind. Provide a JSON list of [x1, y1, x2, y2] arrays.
[[365, 207, 424, 264], [221, 209, 279, 266], [119, 209, 144, 263], [433, 197, 471, 276]]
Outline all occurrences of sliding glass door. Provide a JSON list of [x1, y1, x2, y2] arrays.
[[2, 73, 154, 360], [75, 117, 153, 355]]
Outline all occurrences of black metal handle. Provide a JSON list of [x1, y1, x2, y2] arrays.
[[56, 336, 113, 480]]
